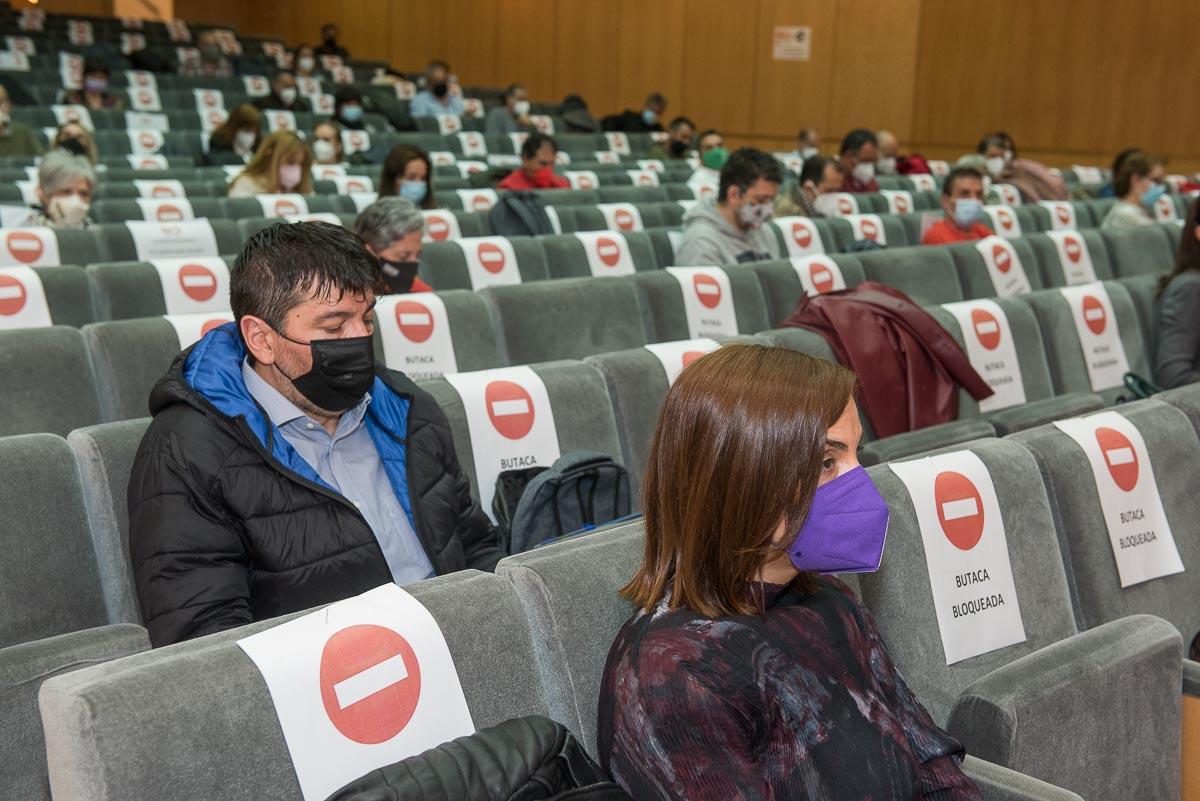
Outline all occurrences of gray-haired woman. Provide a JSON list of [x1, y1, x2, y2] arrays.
[[353, 195, 432, 294], [31, 149, 96, 229]]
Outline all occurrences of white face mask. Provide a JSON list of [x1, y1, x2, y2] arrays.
[[737, 200, 774, 229], [234, 130, 257, 152], [278, 163, 302, 190], [876, 156, 897, 176], [49, 194, 90, 226], [297, 56, 315, 73], [813, 193, 843, 217], [312, 139, 337, 163], [0, 107, 10, 126], [800, 146, 819, 159], [512, 100, 530, 117], [852, 161, 875, 185], [985, 156, 1006, 177], [279, 87, 297, 106], [1003, 149, 1014, 162]]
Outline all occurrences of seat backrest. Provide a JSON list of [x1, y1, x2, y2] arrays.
[[419, 235, 548, 290], [857, 245, 965, 305], [945, 237, 1044, 300], [481, 277, 650, 364], [860, 438, 1078, 724], [96, 219, 242, 263], [0, 265, 94, 329], [86, 259, 232, 321], [39, 571, 550, 801], [1025, 229, 1114, 287], [1010, 401, 1200, 643], [538, 231, 657, 279], [0, 327, 103, 436], [0, 433, 109, 647], [83, 319, 184, 423], [372, 290, 504, 378], [748, 255, 867, 325], [631, 267, 770, 341], [1102, 226, 1175, 279]]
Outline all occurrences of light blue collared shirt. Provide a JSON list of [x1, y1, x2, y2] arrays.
[[409, 91, 465, 119], [241, 359, 435, 585]]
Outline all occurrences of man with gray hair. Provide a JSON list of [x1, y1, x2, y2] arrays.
[[353, 196, 432, 293], [32, 149, 96, 228]]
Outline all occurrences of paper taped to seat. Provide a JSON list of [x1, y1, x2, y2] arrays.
[[666, 266, 738, 337], [376, 293, 458, 380], [1046, 230, 1097, 285], [133, 179, 185, 199], [258, 194, 310, 218], [423, 211, 462, 243], [575, 230, 635, 276], [456, 189, 498, 213], [1040, 201, 1077, 230], [164, 312, 234, 349], [846, 214, 886, 245], [238, 584, 474, 801], [137, 197, 195, 222], [598, 203, 643, 232], [942, 299, 1026, 411], [0, 266, 52, 329], [457, 236, 521, 289], [644, 338, 720, 385], [152, 257, 230, 314], [566, 171, 598, 191], [791, 255, 845, 295], [879, 190, 914, 214], [982, 205, 1022, 238], [457, 132, 487, 158], [889, 450, 1027, 664], [0, 227, 59, 267], [1059, 282, 1130, 391], [773, 216, 825, 257], [1054, 411, 1183, 587], [976, 235, 1032, 297], [127, 219, 219, 261], [627, 170, 660, 188]]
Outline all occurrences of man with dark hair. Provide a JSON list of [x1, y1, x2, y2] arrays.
[[253, 69, 311, 113], [410, 59, 463, 118], [776, 154, 843, 218], [676, 147, 783, 266], [601, 91, 667, 133], [315, 22, 349, 60], [839, 128, 879, 193], [647, 115, 696, 161], [794, 127, 821, 159], [128, 222, 502, 647], [922, 166, 991, 245], [486, 82, 533, 135], [497, 132, 569, 190], [687, 128, 728, 198]]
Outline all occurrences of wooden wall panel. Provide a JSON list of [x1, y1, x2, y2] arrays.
[[827, 0, 920, 141], [441, 0, 496, 87], [553, 3, 620, 116], [385, 4, 443, 73], [336, 0, 392, 64], [679, 0, 760, 137], [615, 0, 685, 117], [752, 0, 837, 141], [493, 0, 556, 100]]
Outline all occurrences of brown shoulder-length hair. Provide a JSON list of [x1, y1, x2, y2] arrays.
[[378, 144, 435, 209], [622, 344, 857, 619], [230, 130, 314, 195], [1160, 196, 1200, 296]]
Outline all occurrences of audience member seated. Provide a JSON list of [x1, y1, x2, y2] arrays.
[[61, 59, 123, 111], [686, 128, 727, 198], [601, 92, 667, 133], [792, 126, 821, 159], [598, 344, 981, 801], [976, 131, 1067, 202], [497, 133, 570, 191], [1156, 198, 1200, 389], [354, 196, 434, 293], [312, 120, 356, 165], [254, 70, 311, 113], [922, 166, 991, 245], [227, 130, 313, 197], [775, 154, 843, 218], [314, 22, 349, 60], [334, 87, 368, 130], [558, 93, 599, 133], [52, 121, 99, 165], [128, 222, 503, 646], [293, 43, 318, 78], [1101, 151, 1161, 230], [876, 129, 929, 176], [485, 82, 534, 135], [676, 147, 782, 266], [30, 149, 95, 229], [206, 103, 263, 165], [377, 143, 436, 208], [181, 30, 235, 78], [647, 116, 696, 161], [1099, 147, 1142, 198], [410, 59, 464, 119], [0, 84, 43, 157], [838, 128, 879, 193]]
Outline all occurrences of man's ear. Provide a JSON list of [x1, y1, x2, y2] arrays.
[[240, 315, 278, 366]]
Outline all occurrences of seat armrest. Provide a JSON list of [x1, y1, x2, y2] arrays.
[[961, 756, 1083, 801]]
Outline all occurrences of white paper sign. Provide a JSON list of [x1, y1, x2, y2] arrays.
[[237, 584, 475, 801], [975, 236, 1032, 297], [792, 255, 846, 296], [456, 161, 487, 178], [529, 114, 554, 134], [134, 179, 185, 199], [435, 114, 462, 135], [266, 110, 297, 133], [594, 151, 620, 166], [331, 176, 375, 195], [0, 266, 52, 328], [429, 151, 456, 167], [151, 258, 231, 315], [193, 88, 225, 113], [51, 105, 93, 131], [258, 195, 310, 218], [126, 69, 156, 89], [907, 174, 938, 193], [5, 36, 34, 55], [666, 267, 738, 337], [880, 189, 915, 215], [456, 189, 498, 214], [312, 164, 348, 180], [127, 220, 219, 261], [165, 312, 236, 348], [422, 211, 462, 243], [1154, 194, 1179, 223], [285, 213, 343, 226], [575, 231, 635, 277], [456, 132, 487, 158], [0, 205, 33, 227], [829, 193, 859, 216], [889, 450, 1027, 665], [644, 338, 721, 385], [1046, 230, 1097, 285], [928, 160, 950, 178], [992, 184, 1022, 206], [597, 203, 644, 232], [1040, 201, 1077, 230], [507, 132, 529, 154], [128, 128, 166, 154], [342, 129, 372, 155], [126, 154, 169, 170], [1072, 165, 1104, 184], [637, 159, 666, 173], [136, 198, 195, 222], [59, 52, 83, 91], [543, 206, 562, 235], [1054, 412, 1183, 587], [626, 170, 660, 188], [605, 133, 631, 156], [1059, 283, 1130, 391], [773, 216, 825, 257], [125, 85, 161, 111], [243, 75, 271, 97], [982, 205, 1022, 238], [120, 33, 147, 54], [457, 237, 522, 289], [349, 193, 379, 213], [444, 366, 561, 521], [846, 213, 887, 245], [0, 51, 30, 71], [0, 228, 59, 267], [772, 25, 812, 60], [376, 293, 458, 380], [126, 110, 169, 132], [942, 299, 1027, 411], [566, 171, 599, 191]]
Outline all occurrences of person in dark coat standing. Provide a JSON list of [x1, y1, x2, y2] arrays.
[[128, 221, 503, 647]]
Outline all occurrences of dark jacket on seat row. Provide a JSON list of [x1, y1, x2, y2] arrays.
[[783, 282, 993, 438], [128, 323, 503, 647]]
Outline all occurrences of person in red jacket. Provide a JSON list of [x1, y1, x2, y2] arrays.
[[922, 166, 992, 245], [497, 133, 570, 191]]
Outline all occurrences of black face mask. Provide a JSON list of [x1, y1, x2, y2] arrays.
[[275, 330, 376, 413], [57, 137, 87, 157], [669, 138, 689, 156], [380, 260, 420, 294], [432, 82, 449, 99]]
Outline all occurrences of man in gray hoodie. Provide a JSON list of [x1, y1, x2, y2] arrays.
[[676, 147, 784, 266]]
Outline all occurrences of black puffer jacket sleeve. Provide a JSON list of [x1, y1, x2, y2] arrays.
[[128, 414, 253, 647]]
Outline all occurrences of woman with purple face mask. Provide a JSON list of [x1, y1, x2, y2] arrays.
[[61, 59, 123, 111], [598, 344, 982, 801], [227, 130, 314, 198]]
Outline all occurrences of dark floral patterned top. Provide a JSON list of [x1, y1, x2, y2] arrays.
[[597, 577, 981, 801]]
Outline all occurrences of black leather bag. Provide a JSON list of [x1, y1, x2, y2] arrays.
[[325, 715, 632, 801]]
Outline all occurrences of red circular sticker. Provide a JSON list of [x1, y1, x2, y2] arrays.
[[426, 216, 450, 241], [992, 243, 1012, 274], [477, 242, 507, 274], [614, 209, 636, 231], [319, 624, 421, 745], [395, 300, 434, 343], [0, 272, 28, 315], [178, 263, 218, 302], [970, 307, 1002, 350], [791, 222, 812, 248], [693, 273, 722, 309], [1082, 294, 1107, 335], [596, 236, 621, 267], [485, 380, 536, 440], [6, 231, 44, 264], [935, 471, 985, 551], [1095, 426, 1139, 492]]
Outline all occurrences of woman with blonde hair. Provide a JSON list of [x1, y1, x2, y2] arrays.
[[52, 121, 99, 165], [206, 103, 263, 165], [227, 130, 313, 198]]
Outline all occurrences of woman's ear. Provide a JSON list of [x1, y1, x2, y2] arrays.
[[1192, 224, 1200, 244]]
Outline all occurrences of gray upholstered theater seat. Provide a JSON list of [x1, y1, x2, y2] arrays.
[[1019, 281, 1151, 404], [496, 522, 1082, 801], [766, 215, 841, 255], [68, 419, 152, 625], [538, 231, 659, 279], [630, 268, 770, 341], [83, 319, 186, 422], [0, 434, 110, 647], [480, 277, 651, 364], [747, 255, 868, 326], [1024, 229, 1113, 287], [857, 246, 966, 305], [419, 235, 549, 290], [1011, 401, 1200, 657], [96, 220, 243, 263], [856, 423, 996, 466], [0, 265, 95, 328], [944, 237, 1045, 300], [89, 197, 225, 224], [1118, 274, 1161, 350], [1, 625, 148, 801], [863, 437, 1182, 801], [48, 228, 110, 267], [1158, 382, 1200, 436], [372, 289, 504, 375], [1101, 225, 1176, 278], [38, 571, 551, 801], [86, 259, 234, 321], [0, 327, 103, 436]]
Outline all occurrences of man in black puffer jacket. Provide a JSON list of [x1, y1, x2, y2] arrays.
[[129, 221, 503, 647]]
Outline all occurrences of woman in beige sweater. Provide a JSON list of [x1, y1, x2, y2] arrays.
[[227, 130, 314, 198]]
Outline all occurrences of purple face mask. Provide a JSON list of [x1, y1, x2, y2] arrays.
[[787, 466, 890, 574]]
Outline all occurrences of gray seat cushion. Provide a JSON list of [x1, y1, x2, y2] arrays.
[[0, 327, 103, 437], [858, 246, 965, 305], [82, 319, 182, 422]]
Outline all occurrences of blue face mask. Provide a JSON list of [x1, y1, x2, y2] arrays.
[[641, 108, 657, 126], [787, 466, 890, 574], [953, 198, 982, 228], [398, 180, 427, 204], [1140, 182, 1167, 211], [340, 104, 363, 123]]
